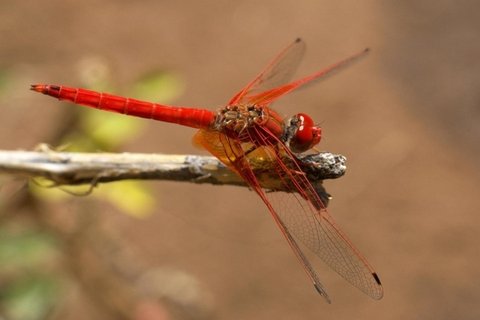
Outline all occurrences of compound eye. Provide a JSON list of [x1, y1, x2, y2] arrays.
[[290, 113, 322, 153]]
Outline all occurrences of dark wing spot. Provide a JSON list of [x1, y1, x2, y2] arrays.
[[372, 272, 382, 285]]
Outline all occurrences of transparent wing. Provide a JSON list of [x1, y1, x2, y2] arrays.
[[194, 127, 383, 301], [194, 128, 331, 302], [228, 38, 306, 105], [245, 48, 370, 106], [228, 39, 370, 107]]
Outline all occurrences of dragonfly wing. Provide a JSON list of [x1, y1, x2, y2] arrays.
[[194, 128, 331, 302], [194, 127, 383, 300], [228, 38, 306, 105], [264, 189, 384, 300], [250, 125, 383, 300], [245, 48, 370, 106]]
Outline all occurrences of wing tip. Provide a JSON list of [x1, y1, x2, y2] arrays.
[[371, 272, 384, 300], [314, 283, 332, 304]]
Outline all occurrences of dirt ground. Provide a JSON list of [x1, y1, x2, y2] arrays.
[[1, 1, 480, 319]]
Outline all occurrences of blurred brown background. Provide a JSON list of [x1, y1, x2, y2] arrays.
[[1, 0, 479, 319]]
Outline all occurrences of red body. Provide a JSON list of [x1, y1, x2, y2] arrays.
[[32, 85, 215, 129], [32, 39, 382, 303]]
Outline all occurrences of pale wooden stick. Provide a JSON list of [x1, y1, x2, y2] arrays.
[[0, 145, 346, 189]]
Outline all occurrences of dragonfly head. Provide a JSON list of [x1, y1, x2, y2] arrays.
[[288, 113, 322, 153]]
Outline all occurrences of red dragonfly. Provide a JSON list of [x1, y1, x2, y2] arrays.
[[31, 38, 382, 303]]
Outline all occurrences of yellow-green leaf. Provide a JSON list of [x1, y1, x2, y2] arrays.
[[130, 70, 184, 103], [95, 181, 155, 218]]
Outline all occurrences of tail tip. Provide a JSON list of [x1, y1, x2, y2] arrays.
[[30, 84, 47, 93], [30, 84, 62, 95]]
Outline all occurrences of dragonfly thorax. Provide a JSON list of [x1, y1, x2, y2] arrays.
[[214, 105, 269, 134]]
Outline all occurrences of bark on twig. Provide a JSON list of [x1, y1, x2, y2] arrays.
[[0, 145, 346, 188]]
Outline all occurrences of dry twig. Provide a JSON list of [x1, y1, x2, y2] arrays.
[[0, 145, 345, 185]]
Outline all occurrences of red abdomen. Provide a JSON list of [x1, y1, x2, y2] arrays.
[[31, 84, 215, 129]]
